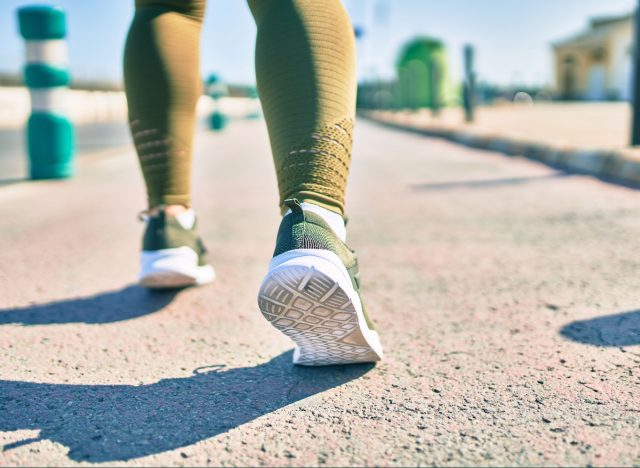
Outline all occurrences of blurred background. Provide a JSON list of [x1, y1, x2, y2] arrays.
[[0, 0, 638, 179]]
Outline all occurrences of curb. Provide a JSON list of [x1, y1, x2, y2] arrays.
[[361, 112, 640, 188]]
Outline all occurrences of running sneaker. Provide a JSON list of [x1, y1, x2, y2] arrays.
[[258, 199, 383, 365], [139, 209, 215, 289]]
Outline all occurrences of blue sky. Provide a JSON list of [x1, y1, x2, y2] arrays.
[[0, 0, 635, 87]]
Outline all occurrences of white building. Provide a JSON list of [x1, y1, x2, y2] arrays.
[[553, 13, 633, 101]]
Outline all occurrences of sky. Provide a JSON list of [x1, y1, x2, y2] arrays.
[[0, 0, 636, 87]]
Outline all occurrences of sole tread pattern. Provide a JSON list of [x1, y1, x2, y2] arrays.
[[259, 265, 380, 366]]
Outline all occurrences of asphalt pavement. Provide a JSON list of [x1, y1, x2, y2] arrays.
[[0, 119, 638, 466]]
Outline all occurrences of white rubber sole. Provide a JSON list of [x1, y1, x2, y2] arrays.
[[258, 249, 383, 366], [139, 246, 215, 289]]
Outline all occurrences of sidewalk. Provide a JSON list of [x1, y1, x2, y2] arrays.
[[365, 103, 640, 186]]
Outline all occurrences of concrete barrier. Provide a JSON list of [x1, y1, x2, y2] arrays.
[[0, 87, 260, 129]]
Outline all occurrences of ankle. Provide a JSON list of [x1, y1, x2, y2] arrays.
[[145, 205, 195, 229], [286, 202, 347, 242], [148, 204, 190, 216]]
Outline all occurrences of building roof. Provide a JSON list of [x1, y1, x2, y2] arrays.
[[590, 13, 633, 28], [553, 12, 633, 49]]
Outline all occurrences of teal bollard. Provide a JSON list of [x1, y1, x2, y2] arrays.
[[206, 74, 229, 132], [209, 111, 227, 131], [17, 5, 75, 179]]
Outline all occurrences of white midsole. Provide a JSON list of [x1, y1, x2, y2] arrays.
[[140, 246, 214, 284], [267, 249, 383, 361]]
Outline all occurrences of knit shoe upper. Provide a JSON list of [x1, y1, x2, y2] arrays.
[[273, 198, 375, 330], [142, 210, 209, 267]]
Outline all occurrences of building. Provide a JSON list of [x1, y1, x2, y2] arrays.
[[553, 13, 633, 101]]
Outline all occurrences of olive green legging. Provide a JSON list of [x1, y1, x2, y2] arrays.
[[124, 0, 356, 216]]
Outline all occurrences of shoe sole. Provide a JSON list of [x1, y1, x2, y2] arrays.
[[139, 247, 215, 289], [258, 249, 383, 366]]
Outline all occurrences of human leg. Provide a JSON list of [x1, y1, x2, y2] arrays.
[[250, 0, 382, 365], [124, 0, 213, 288]]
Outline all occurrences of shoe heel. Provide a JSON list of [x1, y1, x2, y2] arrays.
[[139, 246, 214, 289], [258, 250, 383, 366]]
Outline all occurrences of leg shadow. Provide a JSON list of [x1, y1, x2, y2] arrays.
[[0, 351, 374, 462], [0, 285, 179, 326], [559, 310, 640, 347]]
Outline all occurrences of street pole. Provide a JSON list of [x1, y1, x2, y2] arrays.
[[631, 2, 640, 145], [463, 44, 476, 123], [430, 58, 441, 116]]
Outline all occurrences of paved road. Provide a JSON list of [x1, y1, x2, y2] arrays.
[[0, 119, 638, 466], [0, 122, 131, 183], [0, 119, 207, 182]]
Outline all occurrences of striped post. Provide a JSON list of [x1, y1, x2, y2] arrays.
[[17, 5, 75, 179], [206, 74, 228, 131]]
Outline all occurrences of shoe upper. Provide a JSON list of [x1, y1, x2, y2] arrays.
[[273, 198, 375, 329], [142, 210, 209, 266]]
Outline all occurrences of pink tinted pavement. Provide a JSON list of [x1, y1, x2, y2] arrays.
[[0, 120, 638, 466]]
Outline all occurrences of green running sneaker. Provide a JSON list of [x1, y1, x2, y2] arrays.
[[258, 199, 383, 366], [139, 209, 215, 289]]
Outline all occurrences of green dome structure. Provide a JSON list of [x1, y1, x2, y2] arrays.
[[396, 37, 448, 110]]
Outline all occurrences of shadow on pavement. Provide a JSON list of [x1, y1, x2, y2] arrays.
[[0, 351, 373, 462], [411, 173, 572, 191], [560, 310, 640, 346], [0, 286, 179, 325]]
